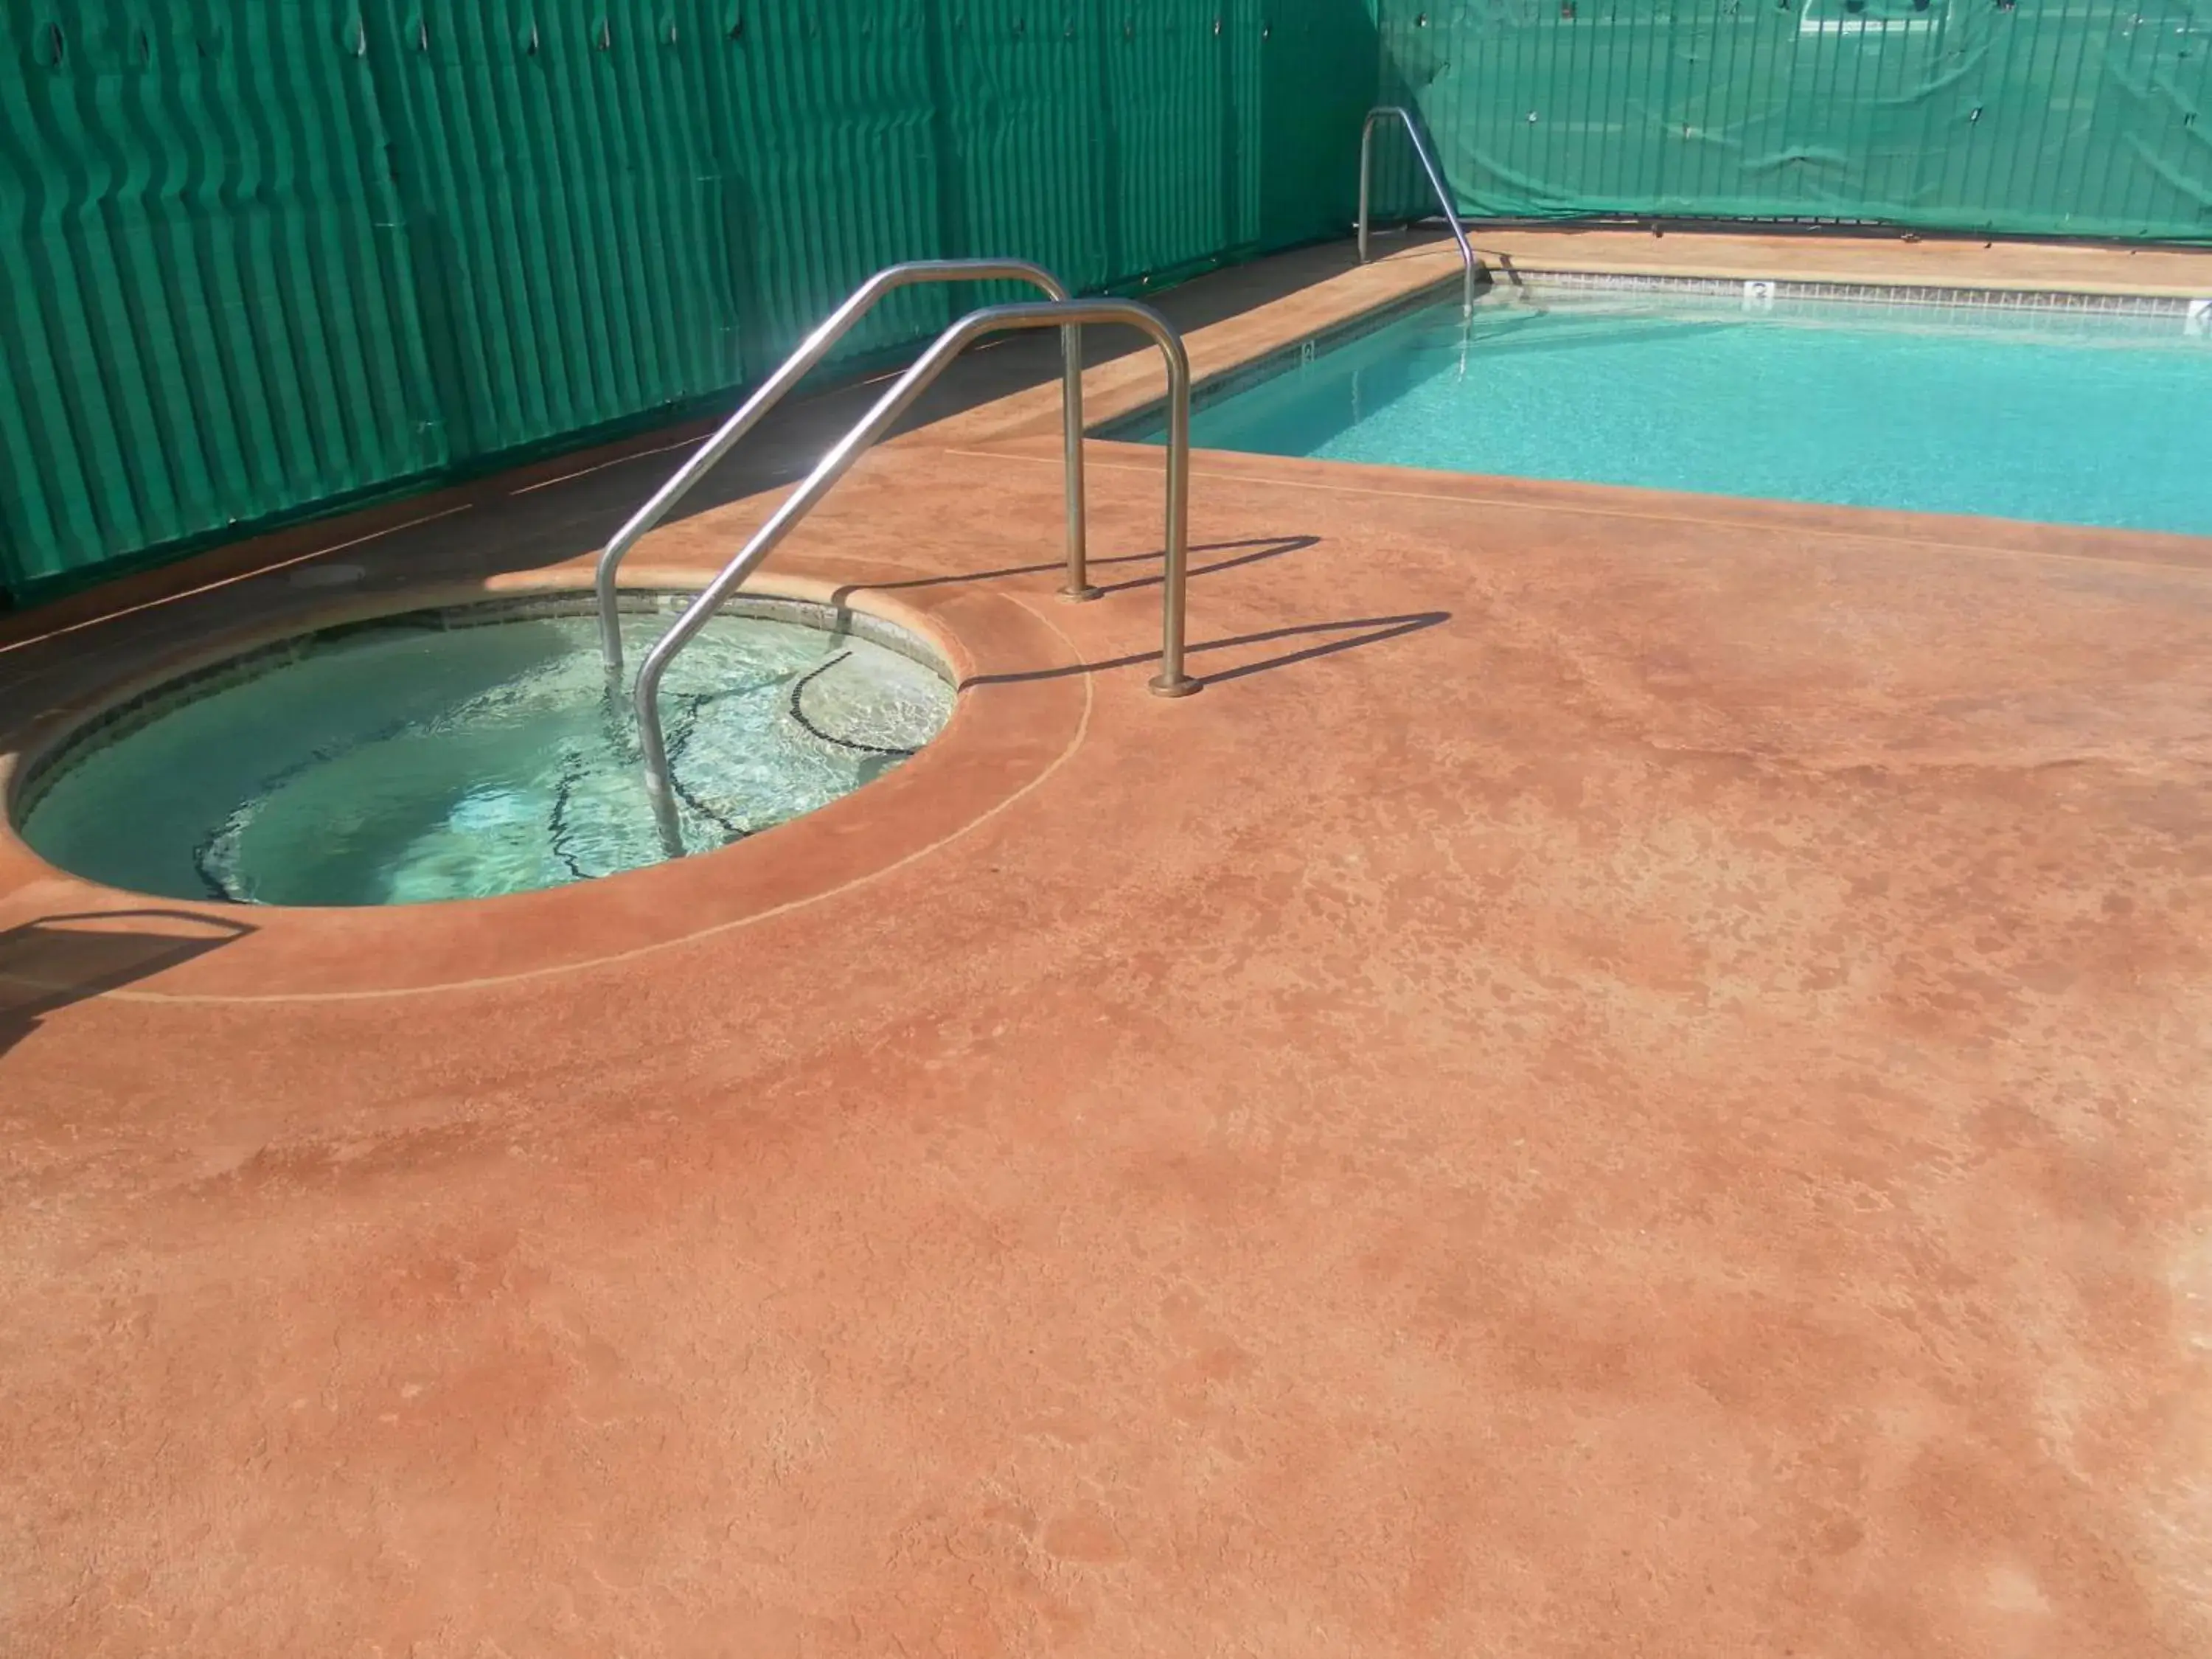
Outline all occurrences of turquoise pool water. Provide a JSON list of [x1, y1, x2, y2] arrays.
[[14, 599, 953, 907], [1135, 288, 2211, 535]]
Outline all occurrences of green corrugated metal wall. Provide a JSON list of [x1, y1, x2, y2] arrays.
[[1371, 1, 2212, 241], [0, 3, 445, 596], [0, 0, 1374, 602], [5, 1, 2207, 601], [369, 3, 745, 461]]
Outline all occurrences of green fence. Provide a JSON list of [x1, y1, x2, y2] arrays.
[[0, 0, 1375, 602], [3, 1, 2208, 602], [1371, 0, 2212, 240]]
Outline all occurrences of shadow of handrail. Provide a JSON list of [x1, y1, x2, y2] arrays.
[[829, 534, 1320, 610], [0, 909, 254, 1061], [963, 609, 1451, 690]]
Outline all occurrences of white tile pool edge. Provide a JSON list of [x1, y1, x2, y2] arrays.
[[1505, 267, 2209, 326]]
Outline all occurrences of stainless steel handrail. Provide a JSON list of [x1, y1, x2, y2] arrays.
[[1357, 106, 1478, 316], [633, 296, 1193, 856], [594, 259, 1092, 681]]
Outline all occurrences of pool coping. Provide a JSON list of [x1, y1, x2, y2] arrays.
[[0, 561, 1093, 1000]]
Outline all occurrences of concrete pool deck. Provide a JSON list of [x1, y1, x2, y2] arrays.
[[4, 230, 2212, 1655]]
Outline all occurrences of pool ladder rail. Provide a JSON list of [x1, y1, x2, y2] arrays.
[[594, 265, 1196, 858], [594, 258, 1089, 680], [1357, 105, 1479, 319]]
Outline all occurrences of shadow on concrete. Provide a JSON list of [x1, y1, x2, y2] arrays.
[[817, 527, 1441, 692], [1092, 537, 1324, 598], [0, 910, 252, 1060], [964, 609, 1451, 692], [826, 535, 1321, 610]]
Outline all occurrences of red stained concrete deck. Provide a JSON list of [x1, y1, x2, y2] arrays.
[[4, 233, 2212, 1655]]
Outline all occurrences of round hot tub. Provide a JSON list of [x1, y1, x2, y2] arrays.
[[10, 591, 955, 908]]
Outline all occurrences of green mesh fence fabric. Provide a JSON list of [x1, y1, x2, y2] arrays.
[[1372, 0, 2212, 240]]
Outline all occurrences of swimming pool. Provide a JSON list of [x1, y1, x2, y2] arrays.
[[1118, 282, 2212, 535], [11, 594, 953, 907]]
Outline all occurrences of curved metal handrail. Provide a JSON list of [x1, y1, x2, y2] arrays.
[[1357, 106, 1478, 316], [594, 258, 1091, 679], [634, 296, 1193, 856]]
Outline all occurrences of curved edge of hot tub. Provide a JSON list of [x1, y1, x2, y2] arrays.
[[0, 562, 1090, 1001]]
